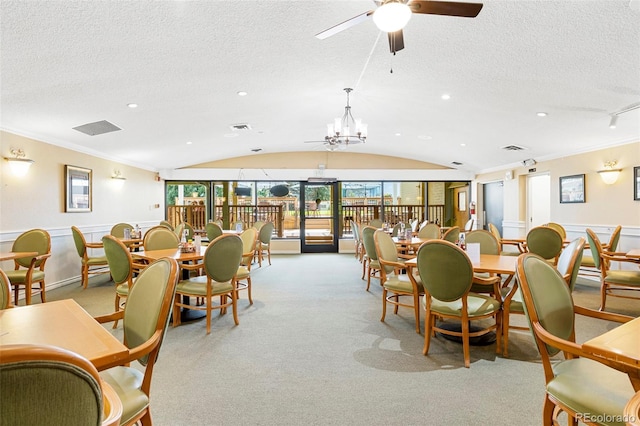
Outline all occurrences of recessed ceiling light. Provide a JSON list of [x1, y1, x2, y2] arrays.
[[186, 141, 192, 145], [127, 103, 138, 108], [237, 91, 248, 96], [460, 143, 466, 147], [537, 112, 548, 117], [441, 94, 451, 100], [395, 132, 402, 136]]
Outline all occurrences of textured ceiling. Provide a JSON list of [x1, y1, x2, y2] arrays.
[[1, 0, 639, 174]]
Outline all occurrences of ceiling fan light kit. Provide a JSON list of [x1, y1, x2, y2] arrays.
[[373, 1, 412, 32]]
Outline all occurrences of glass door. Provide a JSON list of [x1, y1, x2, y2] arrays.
[[300, 182, 338, 253]]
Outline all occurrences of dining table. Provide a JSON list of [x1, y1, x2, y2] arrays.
[[582, 315, 640, 391], [0, 299, 128, 371]]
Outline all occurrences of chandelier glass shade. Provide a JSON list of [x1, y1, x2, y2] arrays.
[[325, 88, 367, 148]]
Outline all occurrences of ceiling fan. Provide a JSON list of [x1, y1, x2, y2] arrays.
[[315, 0, 483, 54]]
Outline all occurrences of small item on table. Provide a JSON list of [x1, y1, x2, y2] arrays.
[[179, 241, 196, 253]]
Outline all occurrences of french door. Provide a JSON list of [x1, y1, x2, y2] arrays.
[[300, 182, 338, 253]]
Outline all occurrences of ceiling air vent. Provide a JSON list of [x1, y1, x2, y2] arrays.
[[451, 161, 463, 166], [501, 144, 528, 151], [230, 123, 252, 131], [72, 120, 121, 136]]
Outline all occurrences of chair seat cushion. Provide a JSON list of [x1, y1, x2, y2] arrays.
[[580, 255, 595, 267], [236, 266, 250, 279], [177, 276, 233, 296], [115, 283, 129, 296], [383, 274, 422, 293], [368, 260, 380, 270], [427, 293, 501, 317], [605, 270, 640, 286], [4, 270, 45, 284], [85, 256, 108, 265], [100, 366, 148, 425], [500, 286, 524, 314], [548, 357, 634, 425]]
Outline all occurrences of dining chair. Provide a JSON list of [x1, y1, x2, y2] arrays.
[[441, 226, 460, 243], [351, 220, 363, 262], [1, 268, 13, 309], [5, 228, 51, 305], [488, 222, 520, 256], [464, 218, 474, 232], [173, 234, 243, 334], [252, 220, 265, 230], [174, 222, 185, 241], [580, 225, 621, 277], [102, 235, 145, 329], [391, 222, 410, 237], [586, 228, 640, 312], [410, 219, 419, 232], [525, 226, 563, 264], [465, 230, 502, 296], [236, 227, 258, 304], [418, 240, 502, 368], [374, 230, 423, 334], [360, 225, 381, 291], [95, 257, 179, 426], [109, 222, 134, 238], [143, 226, 180, 251], [417, 223, 440, 240], [543, 221, 566, 239], [369, 218, 383, 228], [0, 343, 122, 426], [501, 237, 584, 357], [71, 226, 109, 290], [182, 222, 195, 240], [205, 222, 223, 242], [159, 220, 173, 230], [515, 253, 635, 425], [256, 221, 275, 266]]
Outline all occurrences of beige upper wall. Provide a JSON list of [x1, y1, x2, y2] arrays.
[[1, 131, 164, 231], [475, 141, 640, 226]]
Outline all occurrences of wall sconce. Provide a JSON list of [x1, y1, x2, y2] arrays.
[[111, 170, 126, 180], [598, 161, 622, 185], [4, 148, 34, 177]]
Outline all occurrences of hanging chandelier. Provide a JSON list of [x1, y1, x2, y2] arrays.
[[325, 88, 367, 148]]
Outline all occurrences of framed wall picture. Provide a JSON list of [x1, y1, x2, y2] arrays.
[[559, 174, 585, 204], [65, 165, 92, 212], [635, 166, 640, 201]]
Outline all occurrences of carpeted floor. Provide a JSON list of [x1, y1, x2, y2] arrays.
[[44, 253, 637, 426]]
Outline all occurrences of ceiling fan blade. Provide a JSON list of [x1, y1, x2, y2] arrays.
[[409, 1, 483, 18], [315, 10, 374, 39], [388, 30, 405, 54]]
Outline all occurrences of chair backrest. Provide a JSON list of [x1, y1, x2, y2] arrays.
[[369, 219, 383, 228], [465, 230, 499, 255], [556, 237, 585, 291], [488, 223, 502, 242], [417, 240, 473, 302], [159, 220, 173, 230], [0, 344, 107, 426], [418, 223, 440, 240], [0, 269, 12, 309], [391, 222, 409, 237], [544, 222, 566, 239], [122, 257, 178, 366], [607, 225, 622, 252], [464, 218, 474, 232], [102, 235, 133, 286], [586, 228, 604, 270], [143, 227, 180, 251], [259, 222, 275, 244], [418, 220, 429, 231], [109, 223, 134, 238], [174, 223, 185, 240], [373, 230, 399, 274], [410, 219, 419, 232], [205, 222, 223, 241], [361, 226, 378, 262], [516, 253, 576, 361], [442, 226, 460, 243], [239, 227, 258, 265], [351, 220, 361, 244], [13, 228, 51, 268], [253, 221, 265, 230], [203, 234, 243, 283], [526, 226, 563, 260], [71, 226, 88, 258], [182, 222, 194, 240]]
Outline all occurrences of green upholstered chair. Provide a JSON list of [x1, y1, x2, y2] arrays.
[[102, 235, 146, 329], [361, 226, 381, 291], [236, 227, 258, 304], [109, 223, 134, 238], [391, 222, 410, 237], [525, 226, 563, 264], [71, 226, 109, 290], [442, 226, 460, 243], [374, 230, 423, 334], [417, 240, 502, 368], [142, 226, 180, 251], [417, 223, 440, 240], [543, 222, 566, 239], [515, 253, 635, 425], [0, 344, 122, 426], [369, 218, 383, 228], [465, 230, 502, 296], [174, 222, 185, 241], [501, 237, 585, 357], [256, 221, 275, 267], [182, 222, 195, 240], [351, 220, 363, 262], [96, 257, 179, 426], [205, 222, 223, 242], [488, 222, 520, 256], [252, 220, 265, 230], [173, 234, 243, 334], [159, 220, 173, 230], [580, 225, 621, 276], [0, 268, 13, 309], [586, 228, 640, 312], [5, 228, 51, 305]]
